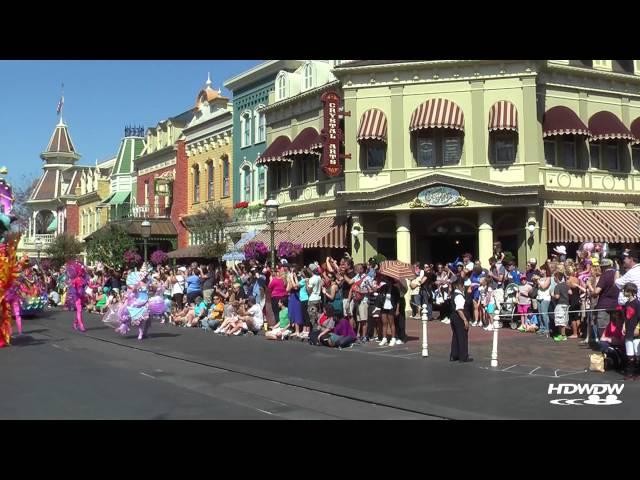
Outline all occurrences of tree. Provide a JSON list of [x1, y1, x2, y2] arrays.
[[86, 224, 135, 270], [45, 234, 84, 268], [9, 174, 39, 233], [185, 202, 230, 259]]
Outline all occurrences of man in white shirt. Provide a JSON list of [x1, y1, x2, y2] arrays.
[[307, 263, 323, 329], [242, 297, 264, 333], [615, 249, 640, 305]]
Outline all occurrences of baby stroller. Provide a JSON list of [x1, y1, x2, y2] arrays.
[[495, 283, 519, 329]]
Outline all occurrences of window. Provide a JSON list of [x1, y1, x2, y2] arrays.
[[362, 141, 386, 169], [414, 130, 463, 167], [270, 164, 290, 191], [255, 107, 266, 143], [193, 166, 200, 203], [277, 73, 287, 101], [207, 161, 214, 200], [296, 155, 319, 185], [222, 156, 230, 197], [545, 137, 580, 169], [241, 111, 251, 148], [590, 141, 621, 171], [257, 166, 266, 200], [490, 131, 517, 165], [593, 60, 612, 71], [633, 145, 640, 170], [303, 63, 313, 90], [242, 166, 252, 202], [144, 181, 149, 206]]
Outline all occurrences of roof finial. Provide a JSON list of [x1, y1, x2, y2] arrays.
[[206, 72, 212, 88]]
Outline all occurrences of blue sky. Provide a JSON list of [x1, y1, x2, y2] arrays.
[[0, 60, 261, 187]]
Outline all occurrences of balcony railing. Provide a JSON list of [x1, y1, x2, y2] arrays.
[[22, 233, 56, 245], [271, 178, 344, 206], [110, 204, 171, 221]]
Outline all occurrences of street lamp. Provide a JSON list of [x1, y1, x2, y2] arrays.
[[141, 219, 151, 263], [265, 198, 279, 268], [34, 239, 43, 262]]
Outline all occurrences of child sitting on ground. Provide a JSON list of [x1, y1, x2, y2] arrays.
[[313, 304, 336, 346], [203, 294, 224, 331], [94, 287, 108, 314], [266, 298, 290, 340]]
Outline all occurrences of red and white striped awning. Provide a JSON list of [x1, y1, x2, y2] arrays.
[[254, 217, 347, 249], [488, 101, 518, 132], [631, 118, 640, 145], [589, 111, 635, 142], [256, 136, 293, 165], [409, 98, 464, 132], [546, 208, 640, 243], [357, 108, 388, 143]]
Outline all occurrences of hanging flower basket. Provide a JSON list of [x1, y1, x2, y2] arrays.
[[243, 241, 268, 261], [123, 249, 142, 268], [277, 241, 302, 259], [150, 250, 169, 266]]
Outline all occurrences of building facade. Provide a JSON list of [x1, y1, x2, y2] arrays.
[[77, 156, 114, 242], [251, 60, 350, 259], [223, 60, 304, 239], [328, 60, 640, 268]]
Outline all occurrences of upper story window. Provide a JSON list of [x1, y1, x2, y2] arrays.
[[544, 136, 580, 170], [276, 73, 287, 101], [357, 109, 388, 171], [590, 140, 622, 171], [255, 106, 266, 144], [361, 141, 386, 170], [303, 63, 314, 90], [632, 144, 640, 171], [241, 111, 252, 148], [144, 180, 149, 206], [490, 131, 517, 165], [207, 161, 214, 200], [193, 165, 200, 203], [414, 130, 463, 167], [222, 156, 230, 197], [257, 165, 266, 200]]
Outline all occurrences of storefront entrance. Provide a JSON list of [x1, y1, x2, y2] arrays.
[[412, 214, 478, 265]]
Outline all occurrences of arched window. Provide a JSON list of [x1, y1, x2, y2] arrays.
[[193, 165, 200, 203], [241, 165, 252, 202], [240, 111, 252, 148], [488, 101, 518, 166], [276, 73, 287, 101], [410, 99, 464, 167], [257, 165, 266, 200], [255, 106, 266, 143], [222, 156, 230, 197], [207, 160, 214, 200], [303, 63, 313, 90]]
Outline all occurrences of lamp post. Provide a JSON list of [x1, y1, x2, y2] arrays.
[[141, 219, 151, 263], [34, 239, 43, 263], [265, 199, 279, 268]]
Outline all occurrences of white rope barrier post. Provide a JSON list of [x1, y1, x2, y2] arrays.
[[421, 303, 429, 357], [491, 314, 500, 368]]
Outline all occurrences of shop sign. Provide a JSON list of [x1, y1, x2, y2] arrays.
[[410, 186, 468, 208], [320, 90, 350, 177]]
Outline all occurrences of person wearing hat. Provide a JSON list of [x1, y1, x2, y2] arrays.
[[306, 263, 323, 330], [615, 249, 640, 305], [588, 258, 620, 339], [525, 258, 540, 284], [449, 277, 472, 362], [170, 267, 187, 310], [553, 245, 567, 262]]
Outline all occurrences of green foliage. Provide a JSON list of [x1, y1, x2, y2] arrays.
[[201, 242, 228, 260], [45, 234, 84, 268], [373, 253, 387, 264], [187, 202, 230, 260], [86, 224, 135, 270]]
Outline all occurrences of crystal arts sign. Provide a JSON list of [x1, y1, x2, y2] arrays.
[[320, 91, 350, 177], [409, 186, 469, 208]]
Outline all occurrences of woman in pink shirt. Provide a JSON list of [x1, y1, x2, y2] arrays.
[[269, 270, 288, 326]]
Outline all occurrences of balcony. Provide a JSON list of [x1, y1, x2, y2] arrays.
[[272, 178, 344, 207], [113, 204, 171, 221], [21, 233, 56, 245], [539, 166, 640, 194]]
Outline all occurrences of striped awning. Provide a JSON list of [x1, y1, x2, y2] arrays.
[[546, 208, 640, 243], [631, 118, 640, 145], [588, 111, 635, 142], [282, 128, 323, 157], [409, 98, 464, 132], [253, 217, 347, 249], [543, 106, 591, 138], [357, 108, 388, 142], [488, 101, 518, 132], [256, 136, 293, 165]]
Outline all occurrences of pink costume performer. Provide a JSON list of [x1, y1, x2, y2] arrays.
[[106, 266, 152, 341], [65, 260, 89, 332]]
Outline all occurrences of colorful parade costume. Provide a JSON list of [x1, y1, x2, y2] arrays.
[[8, 256, 48, 335], [104, 265, 159, 341], [65, 260, 89, 332], [0, 232, 21, 347]]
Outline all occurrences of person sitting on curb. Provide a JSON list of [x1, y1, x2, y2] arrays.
[[266, 298, 290, 340]]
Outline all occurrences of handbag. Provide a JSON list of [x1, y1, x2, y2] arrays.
[[589, 353, 606, 373]]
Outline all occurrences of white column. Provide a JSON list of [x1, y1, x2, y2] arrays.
[[478, 210, 493, 267], [32, 211, 37, 238], [396, 212, 411, 263]]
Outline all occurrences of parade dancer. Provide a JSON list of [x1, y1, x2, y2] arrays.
[[0, 233, 20, 348], [65, 260, 89, 332], [111, 265, 151, 341]]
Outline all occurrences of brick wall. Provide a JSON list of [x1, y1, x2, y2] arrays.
[[173, 140, 189, 248], [66, 203, 79, 236]]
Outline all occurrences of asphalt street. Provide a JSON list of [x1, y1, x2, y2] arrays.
[[2, 308, 637, 419]]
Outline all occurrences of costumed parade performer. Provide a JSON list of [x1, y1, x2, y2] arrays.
[[9, 255, 48, 335], [65, 260, 89, 332], [0, 167, 21, 346], [105, 264, 154, 341]]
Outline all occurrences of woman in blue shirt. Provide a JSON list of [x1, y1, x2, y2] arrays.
[[186, 269, 203, 304]]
